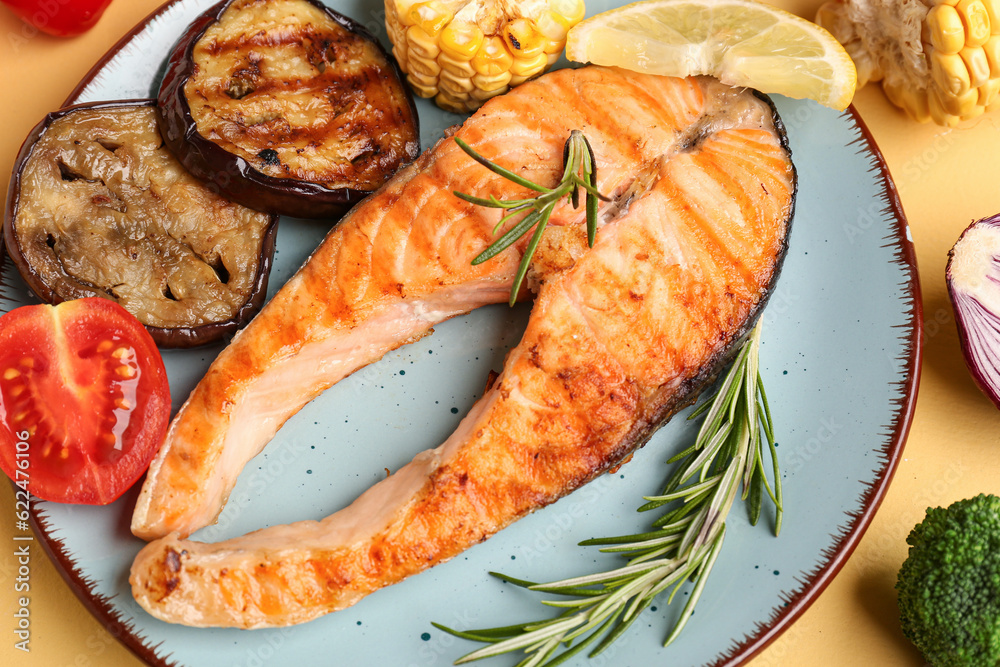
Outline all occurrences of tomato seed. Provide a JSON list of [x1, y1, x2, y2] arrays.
[[112, 346, 129, 359], [19, 358, 34, 369], [97, 340, 114, 353], [9, 386, 25, 398], [116, 365, 137, 379], [115, 397, 132, 410], [3, 368, 19, 380]]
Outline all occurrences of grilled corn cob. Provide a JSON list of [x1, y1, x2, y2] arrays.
[[385, 0, 585, 112], [816, 0, 1000, 125]]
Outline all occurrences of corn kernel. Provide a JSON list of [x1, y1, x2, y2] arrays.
[[940, 85, 979, 113], [881, 78, 905, 107], [960, 45, 992, 84], [389, 33, 406, 52], [440, 21, 484, 60], [962, 101, 987, 118], [440, 69, 477, 95], [982, 0, 1000, 32], [407, 76, 438, 98], [435, 89, 471, 111], [392, 44, 409, 67], [442, 87, 470, 102], [392, 0, 422, 25], [978, 77, 1000, 104], [928, 87, 963, 124], [438, 51, 477, 77], [504, 18, 547, 59], [407, 69, 438, 87], [882, 81, 931, 123], [472, 71, 513, 92], [470, 84, 510, 102], [510, 51, 550, 77], [407, 1, 452, 36], [472, 36, 515, 76], [543, 40, 566, 56], [408, 53, 442, 78], [386, 15, 405, 44], [957, 0, 991, 46], [407, 25, 442, 59], [883, 79, 931, 122], [942, 89, 979, 118], [928, 5, 967, 54], [546, 52, 560, 67], [548, 0, 586, 25], [983, 34, 1000, 74], [536, 11, 570, 44], [901, 87, 933, 123], [930, 47, 973, 94]]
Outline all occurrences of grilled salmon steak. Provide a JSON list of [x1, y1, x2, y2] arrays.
[[130, 65, 795, 628]]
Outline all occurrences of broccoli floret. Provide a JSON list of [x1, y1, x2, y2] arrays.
[[896, 493, 1000, 666]]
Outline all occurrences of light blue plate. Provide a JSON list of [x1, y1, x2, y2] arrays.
[[0, 1, 921, 665]]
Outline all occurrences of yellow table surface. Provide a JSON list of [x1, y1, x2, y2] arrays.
[[1, 0, 998, 665]]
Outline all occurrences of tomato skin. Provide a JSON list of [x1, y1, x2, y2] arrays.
[[0, 0, 113, 37], [0, 298, 170, 504]]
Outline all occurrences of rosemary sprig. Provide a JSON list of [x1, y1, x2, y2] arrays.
[[436, 321, 782, 665], [453, 131, 609, 306]]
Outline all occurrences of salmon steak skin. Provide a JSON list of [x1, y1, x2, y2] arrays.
[[129, 65, 796, 629]]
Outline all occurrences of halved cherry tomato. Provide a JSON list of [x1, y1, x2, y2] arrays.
[[0, 0, 113, 38], [0, 298, 170, 504]]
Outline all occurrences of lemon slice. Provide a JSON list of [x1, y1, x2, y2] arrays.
[[565, 0, 858, 109]]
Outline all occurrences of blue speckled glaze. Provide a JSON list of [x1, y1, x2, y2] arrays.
[[1, 1, 920, 665]]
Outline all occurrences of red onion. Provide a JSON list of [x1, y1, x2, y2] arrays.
[[947, 214, 1000, 408]]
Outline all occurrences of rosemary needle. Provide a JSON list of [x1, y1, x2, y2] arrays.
[[436, 321, 782, 665], [453, 131, 609, 306]]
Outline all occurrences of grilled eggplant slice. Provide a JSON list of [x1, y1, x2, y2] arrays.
[[3, 100, 279, 349], [157, 0, 420, 219]]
